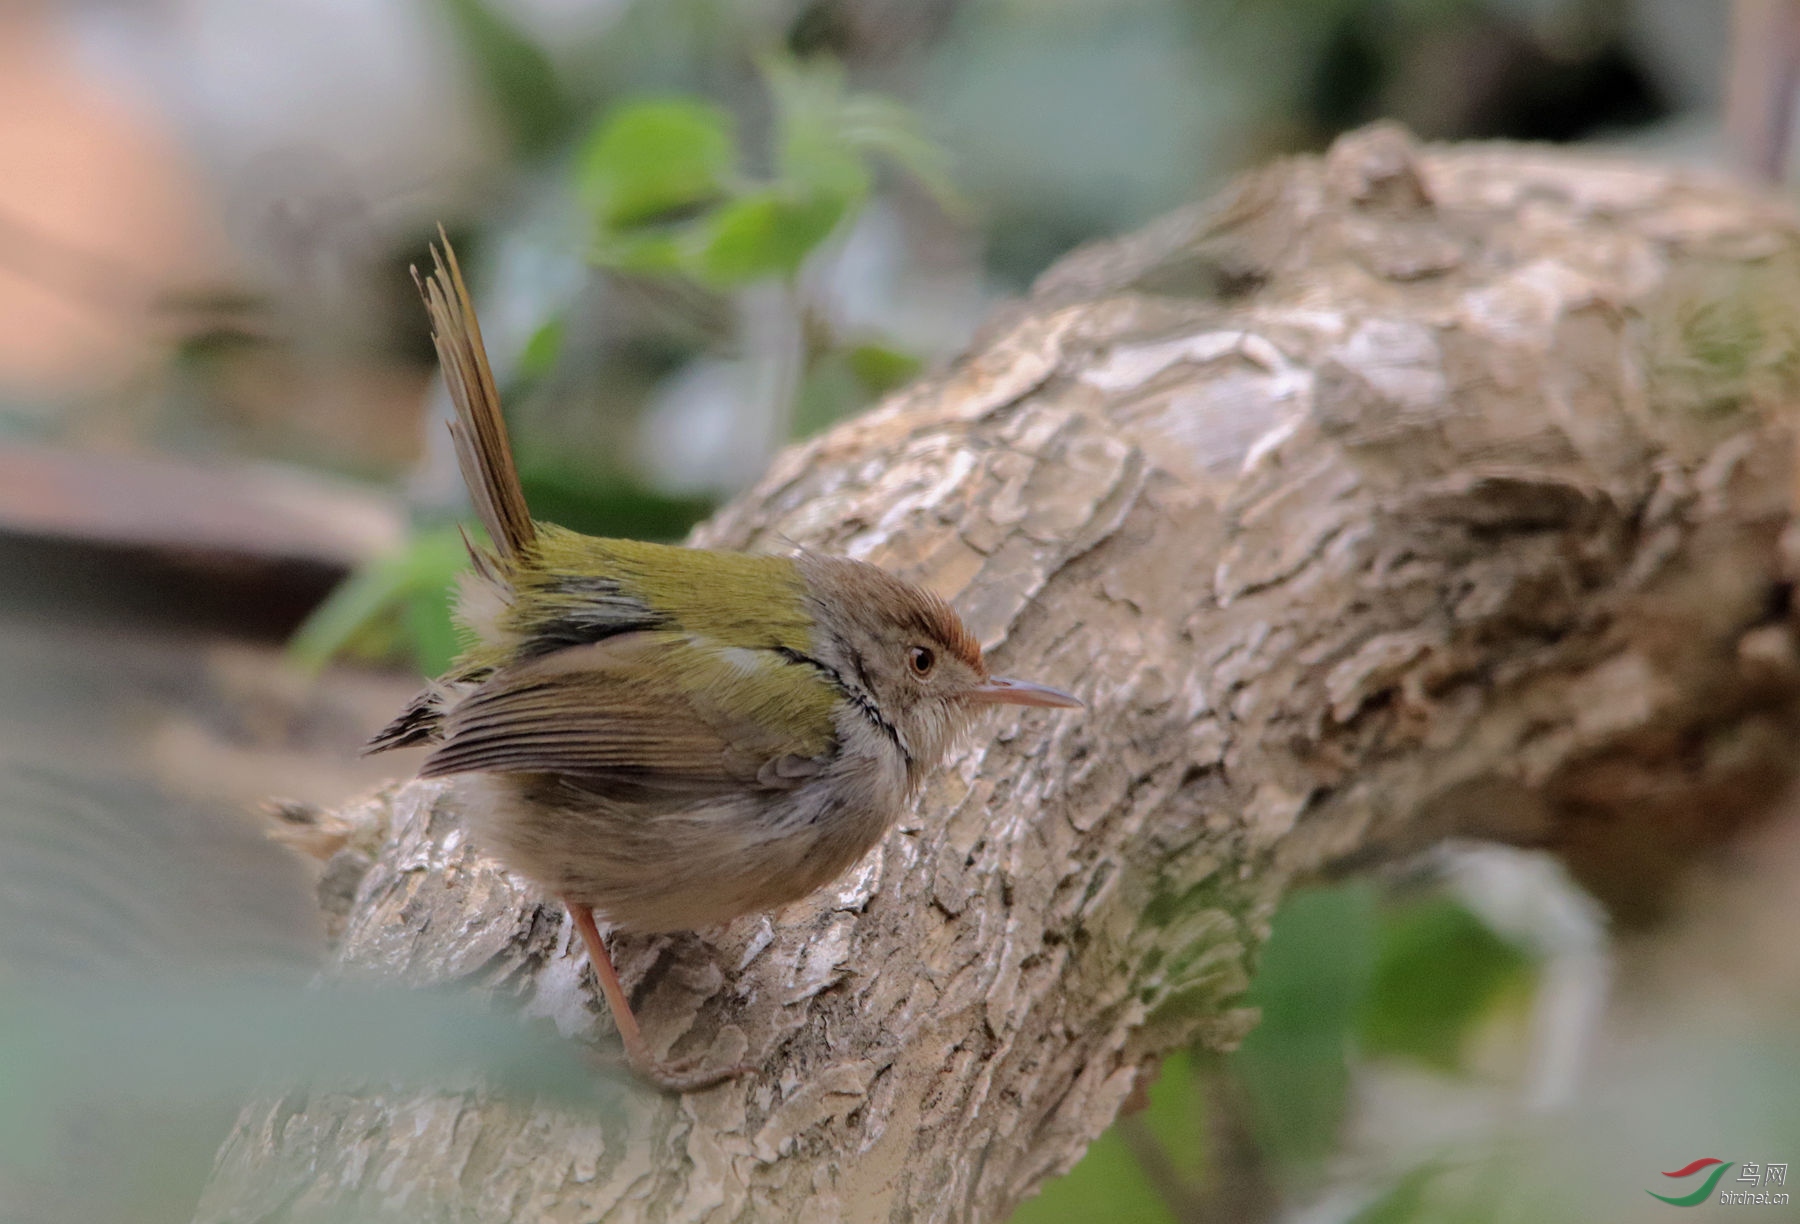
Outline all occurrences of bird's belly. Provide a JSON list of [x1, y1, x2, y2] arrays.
[[453, 773, 896, 933]]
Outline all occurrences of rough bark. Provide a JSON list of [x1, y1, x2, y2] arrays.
[[195, 124, 1800, 1223]]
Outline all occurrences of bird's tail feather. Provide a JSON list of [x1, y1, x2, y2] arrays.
[[414, 233, 536, 564]]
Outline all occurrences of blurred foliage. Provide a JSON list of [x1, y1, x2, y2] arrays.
[[580, 99, 735, 230], [920, 0, 1223, 281], [290, 524, 470, 676], [0, 979, 610, 1126], [581, 58, 958, 284], [0, 765, 608, 1224], [1008, 1051, 1202, 1224], [517, 468, 717, 542], [1335, 1034, 1800, 1223], [0, 975, 620, 1224], [1359, 894, 1531, 1070], [1349, 1159, 1476, 1224], [437, 0, 576, 157], [794, 342, 921, 436], [9, 0, 1684, 477], [1011, 878, 1543, 1222], [1232, 882, 1381, 1173]]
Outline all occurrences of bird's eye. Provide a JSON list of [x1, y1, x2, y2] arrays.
[[909, 646, 936, 677]]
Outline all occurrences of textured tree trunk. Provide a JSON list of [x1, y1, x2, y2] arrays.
[[195, 125, 1800, 1223]]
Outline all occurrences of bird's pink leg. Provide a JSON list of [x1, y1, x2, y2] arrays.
[[564, 899, 750, 1093]]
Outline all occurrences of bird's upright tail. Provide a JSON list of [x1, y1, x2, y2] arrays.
[[414, 234, 536, 564]]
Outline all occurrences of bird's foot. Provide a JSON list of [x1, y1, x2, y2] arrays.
[[629, 1048, 754, 1093], [587, 1044, 752, 1093]]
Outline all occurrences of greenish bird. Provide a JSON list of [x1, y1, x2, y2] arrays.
[[370, 242, 1081, 1091]]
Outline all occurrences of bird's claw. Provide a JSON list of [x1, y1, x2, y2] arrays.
[[632, 1051, 754, 1094], [585, 1044, 752, 1093]]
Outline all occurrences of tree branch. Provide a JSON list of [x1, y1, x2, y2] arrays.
[[196, 124, 1800, 1223]]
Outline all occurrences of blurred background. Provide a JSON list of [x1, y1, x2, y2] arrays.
[[1, 0, 1795, 1221]]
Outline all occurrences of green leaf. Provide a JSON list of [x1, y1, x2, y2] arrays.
[[287, 550, 419, 675], [590, 227, 690, 277], [1357, 897, 1532, 1070], [766, 57, 869, 201], [288, 526, 473, 676], [764, 55, 960, 211], [836, 93, 964, 211], [576, 61, 959, 288], [794, 349, 866, 438], [516, 468, 713, 542], [696, 189, 849, 285], [1229, 882, 1379, 1172], [403, 582, 463, 677], [1349, 1161, 1456, 1224], [578, 99, 736, 228], [847, 342, 922, 394], [436, 0, 570, 157], [518, 318, 565, 379], [1137, 1049, 1206, 1185], [1004, 1125, 1179, 1224]]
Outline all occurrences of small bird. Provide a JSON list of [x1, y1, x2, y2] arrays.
[[370, 240, 1081, 1091]]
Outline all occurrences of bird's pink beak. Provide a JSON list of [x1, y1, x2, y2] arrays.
[[964, 676, 1084, 709]]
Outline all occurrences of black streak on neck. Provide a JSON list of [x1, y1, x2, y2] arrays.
[[773, 644, 911, 767]]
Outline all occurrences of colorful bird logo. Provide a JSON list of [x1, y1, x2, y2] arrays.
[[1648, 1158, 1734, 1206]]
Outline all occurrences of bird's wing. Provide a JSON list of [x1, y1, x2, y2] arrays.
[[418, 633, 838, 793]]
